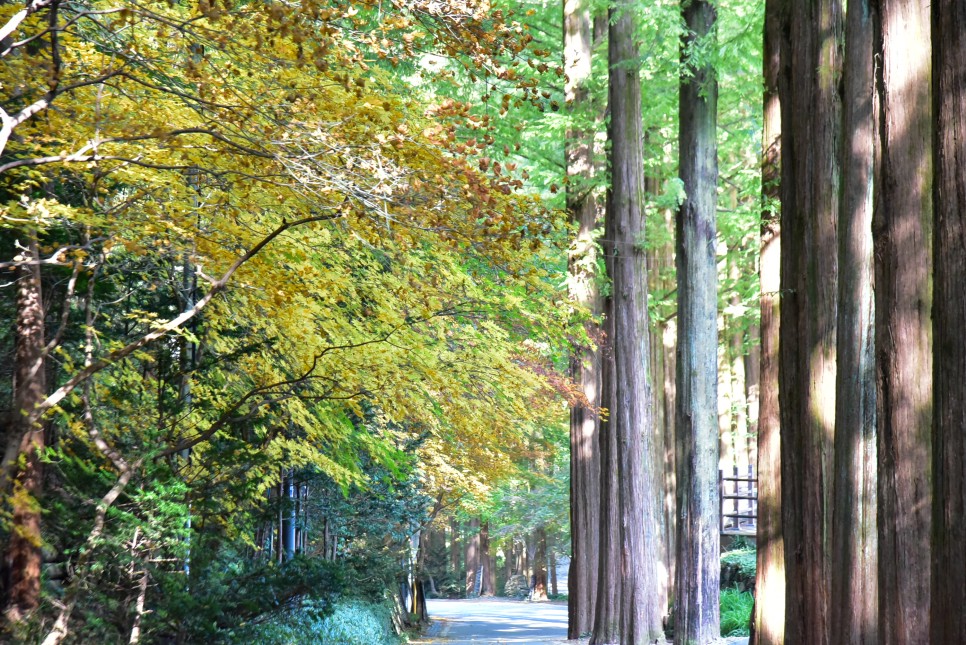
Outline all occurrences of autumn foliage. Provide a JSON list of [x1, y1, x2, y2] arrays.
[[0, 0, 568, 640]]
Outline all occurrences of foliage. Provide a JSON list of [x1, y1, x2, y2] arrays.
[[719, 588, 754, 637], [720, 547, 757, 581], [232, 598, 400, 645]]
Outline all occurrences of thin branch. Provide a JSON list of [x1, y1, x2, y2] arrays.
[[34, 214, 341, 421]]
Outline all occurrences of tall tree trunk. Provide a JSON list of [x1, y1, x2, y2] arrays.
[[533, 527, 548, 601], [829, 0, 878, 642], [449, 518, 461, 588], [645, 176, 674, 607], [549, 537, 558, 597], [752, 2, 783, 642], [931, 2, 966, 640], [874, 2, 932, 643], [565, 0, 601, 631], [674, 0, 720, 643], [592, 290, 621, 644], [480, 522, 495, 596], [465, 518, 480, 597], [777, 0, 842, 642], [3, 237, 47, 624], [607, 0, 666, 640]]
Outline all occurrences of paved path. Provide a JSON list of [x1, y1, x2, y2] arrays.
[[412, 598, 570, 644], [411, 597, 750, 645]]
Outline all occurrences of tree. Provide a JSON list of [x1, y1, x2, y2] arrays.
[[931, 1, 966, 639], [564, 0, 602, 633], [828, 0, 877, 642], [777, 0, 842, 642], [598, 0, 666, 639], [873, 2, 932, 642], [752, 0, 784, 641], [674, 0, 720, 641]]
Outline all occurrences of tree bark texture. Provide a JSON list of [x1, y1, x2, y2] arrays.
[[752, 0, 784, 641], [591, 253, 621, 645], [465, 518, 480, 596], [480, 523, 494, 596], [777, 0, 842, 642], [607, 2, 666, 641], [644, 177, 674, 606], [674, 0, 720, 642], [533, 526, 548, 601], [931, 1, 966, 640], [449, 519, 461, 584], [565, 0, 601, 632], [829, 1, 878, 643], [3, 237, 47, 623], [873, 2, 932, 643]]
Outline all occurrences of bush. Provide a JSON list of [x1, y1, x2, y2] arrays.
[[720, 548, 756, 580], [234, 598, 400, 644], [719, 588, 754, 637]]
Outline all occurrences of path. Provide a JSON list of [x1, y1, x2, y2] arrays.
[[411, 598, 571, 644], [411, 597, 752, 645]]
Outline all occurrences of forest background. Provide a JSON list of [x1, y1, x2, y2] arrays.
[[0, 0, 764, 642]]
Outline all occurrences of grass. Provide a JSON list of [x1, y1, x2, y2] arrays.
[[719, 588, 754, 637]]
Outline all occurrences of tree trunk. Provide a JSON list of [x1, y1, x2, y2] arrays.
[[829, 1, 878, 642], [480, 522, 495, 596], [777, 0, 842, 642], [592, 288, 621, 644], [449, 519, 461, 589], [645, 177, 674, 609], [931, 2, 966, 640], [607, 0, 666, 639], [675, 0, 720, 642], [3, 236, 47, 624], [565, 0, 602, 631], [533, 527, 548, 601], [465, 518, 480, 596], [549, 540, 558, 597], [752, 2, 783, 643], [874, 2, 932, 643]]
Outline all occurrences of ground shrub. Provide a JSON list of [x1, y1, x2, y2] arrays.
[[719, 588, 754, 637], [720, 547, 756, 580], [231, 598, 399, 644]]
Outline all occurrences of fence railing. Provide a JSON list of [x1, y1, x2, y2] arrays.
[[719, 466, 757, 535]]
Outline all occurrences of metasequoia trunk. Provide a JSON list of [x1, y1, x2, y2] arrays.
[[565, 0, 601, 631], [3, 237, 47, 623], [674, 0, 720, 642], [752, 1, 784, 641], [931, 2, 966, 640], [465, 518, 480, 596], [777, 0, 842, 642], [480, 523, 495, 596], [874, 1, 932, 643], [592, 294, 621, 644], [645, 175, 674, 604], [449, 519, 461, 582], [533, 527, 548, 601], [829, 1, 878, 643], [604, 0, 666, 639]]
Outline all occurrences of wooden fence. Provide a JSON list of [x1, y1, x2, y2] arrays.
[[719, 466, 757, 535]]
